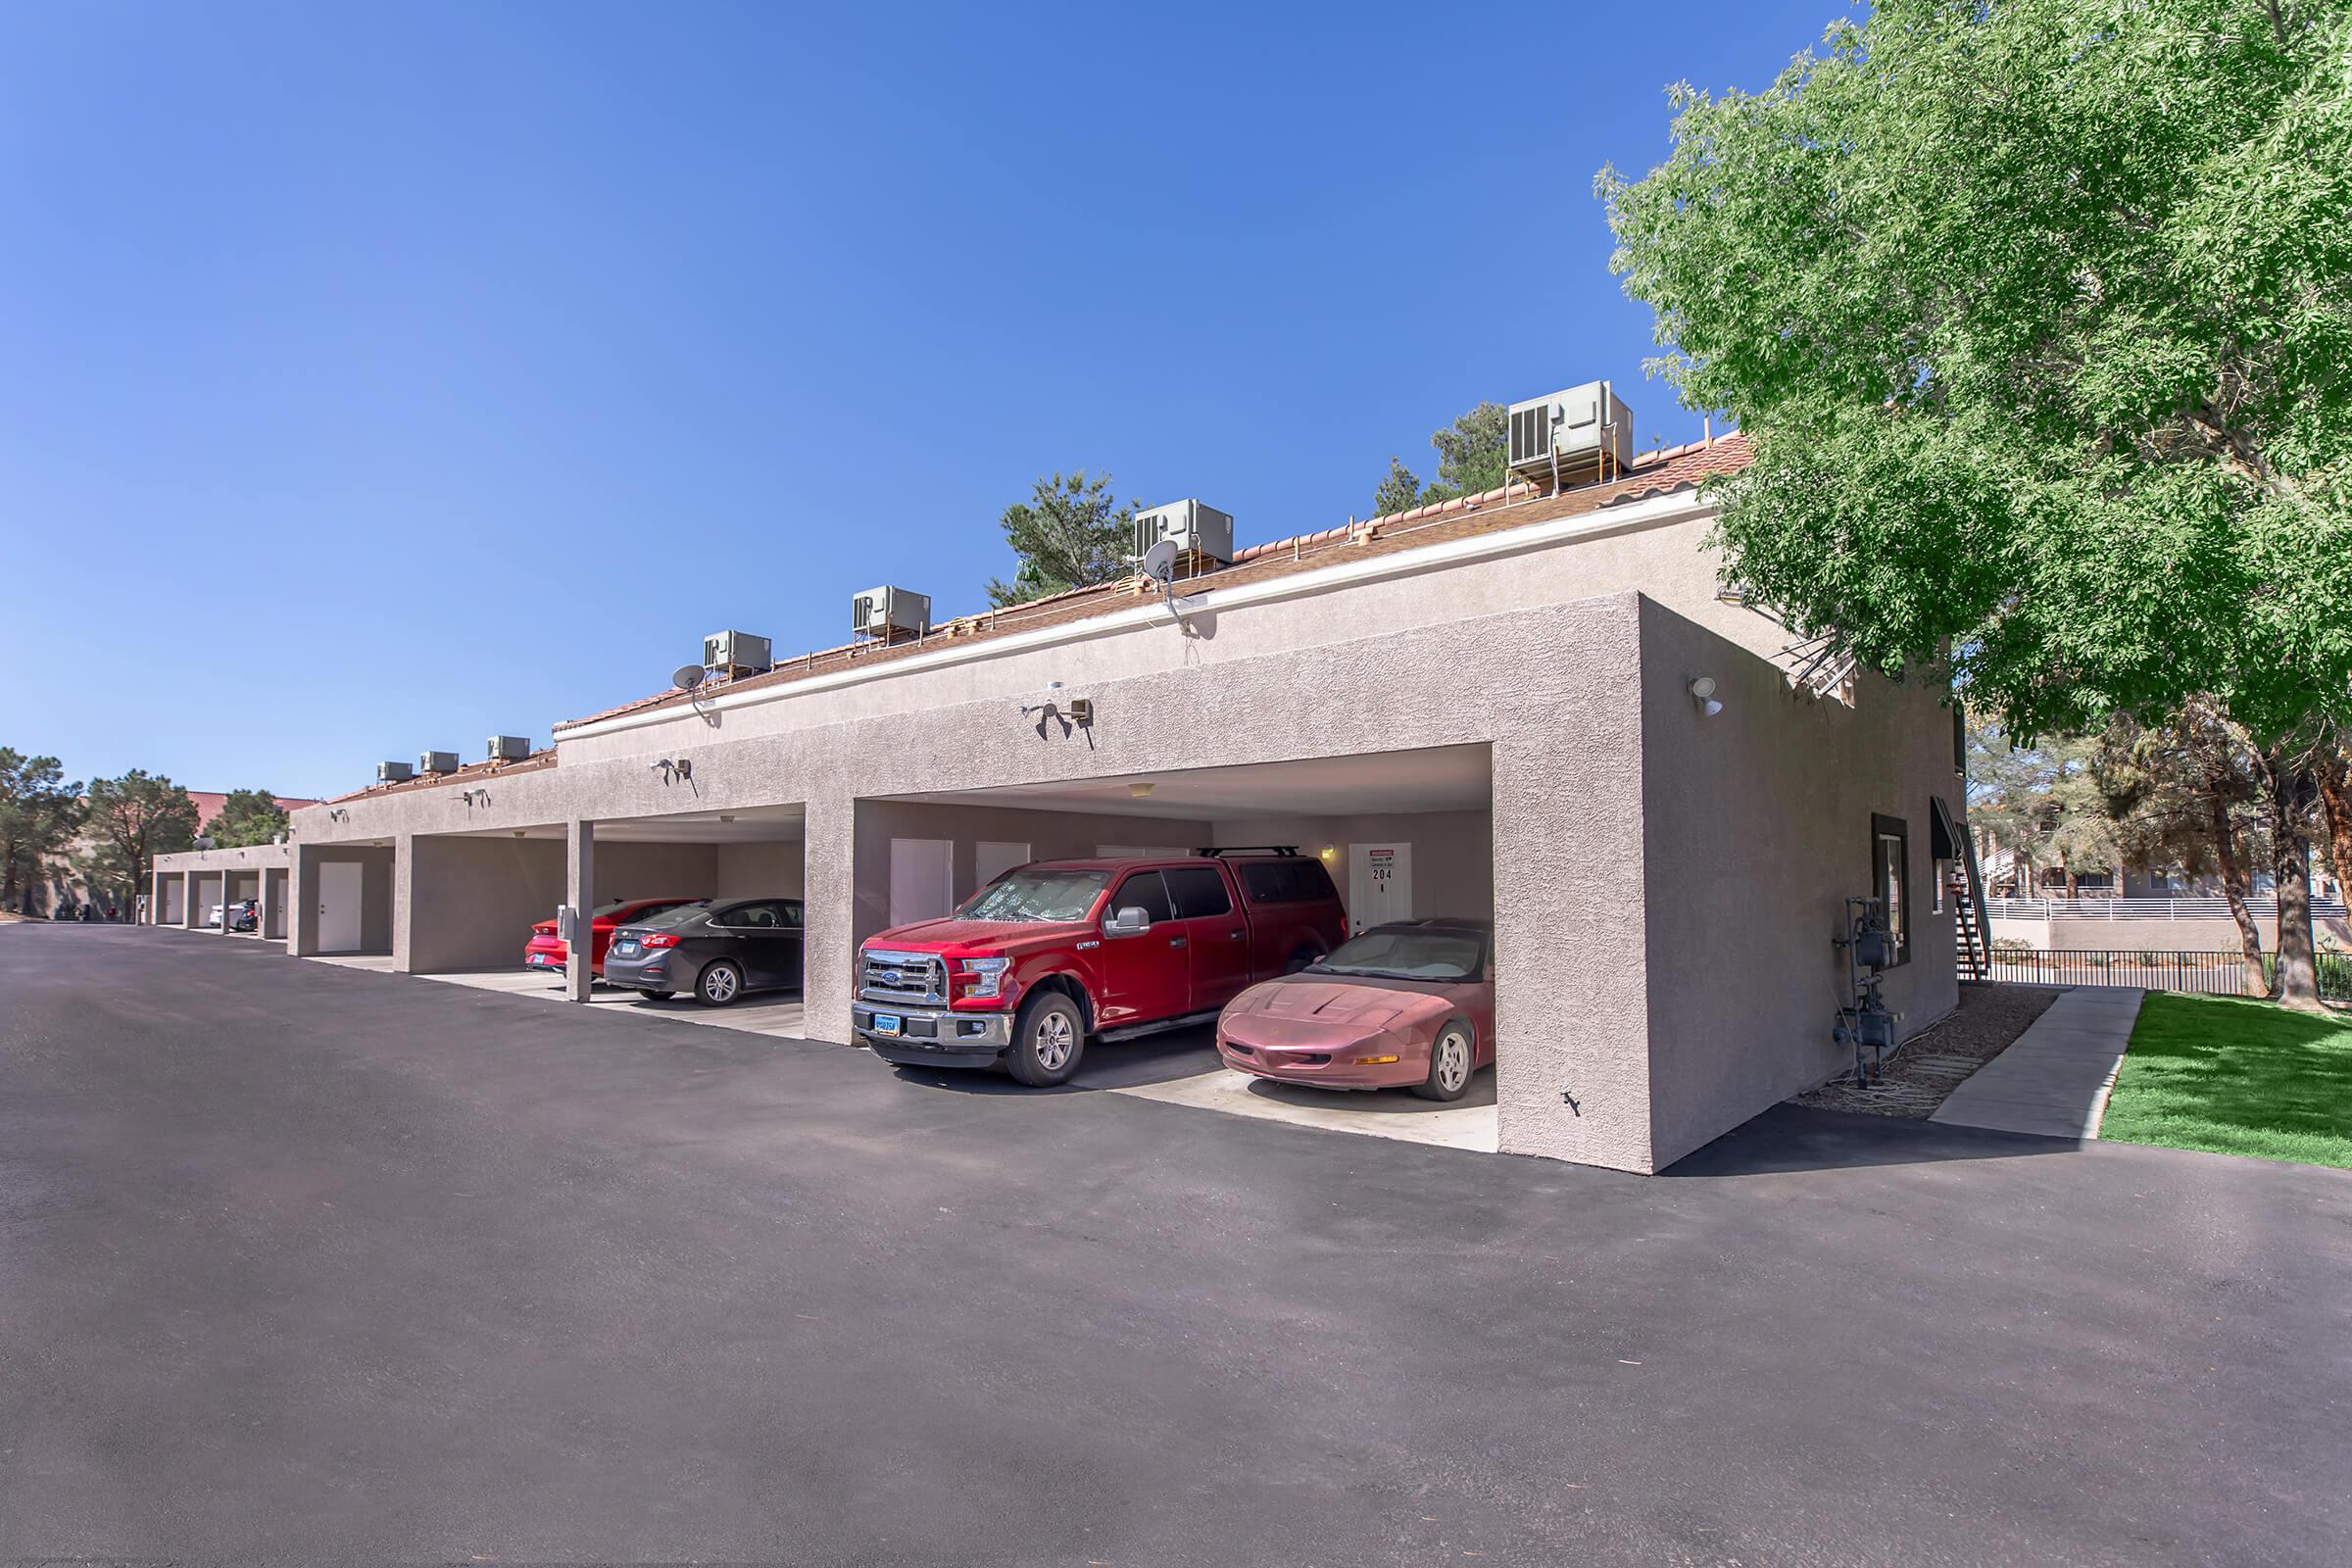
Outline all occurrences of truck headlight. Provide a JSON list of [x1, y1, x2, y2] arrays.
[[956, 956, 1010, 999]]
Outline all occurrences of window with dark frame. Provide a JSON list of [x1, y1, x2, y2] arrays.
[[1872, 812, 1911, 966]]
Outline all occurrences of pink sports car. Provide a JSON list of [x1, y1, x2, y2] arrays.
[[1214, 918, 1495, 1102]]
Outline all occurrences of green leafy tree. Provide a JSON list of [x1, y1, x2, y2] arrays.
[[1370, 457, 1423, 519], [1421, 402, 1510, 504], [206, 788, 289, 849], [1600, 0, 2352, 1004], [1967, 724, 2121, 898], [988, 471, 1136, 608], [2096, 700, 2271, 992], [0, 749, 84, 914], [77, 770, 199, 912], [1370, 403, 1513, 516]]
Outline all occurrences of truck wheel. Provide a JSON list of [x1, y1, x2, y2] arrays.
[[1005, 992, 1086, 1087], [1412, 1022, 1476, 1102]]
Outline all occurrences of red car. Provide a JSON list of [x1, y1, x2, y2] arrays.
[[1215, 918, 1495, 1102], [853, 850, 1348, 1086], [524, 897, 705, 978]]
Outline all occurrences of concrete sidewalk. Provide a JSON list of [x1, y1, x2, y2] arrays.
[[1931, 987, 2145, 1139]]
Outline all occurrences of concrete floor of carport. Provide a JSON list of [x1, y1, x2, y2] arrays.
[[861, 744, 1502, 1152]]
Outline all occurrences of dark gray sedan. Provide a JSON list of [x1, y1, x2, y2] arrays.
[[602, 897, 805, 1006]]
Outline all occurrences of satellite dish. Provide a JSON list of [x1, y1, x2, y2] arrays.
[[1138, 538, 1181, 585], [670, 664, 707, 692]]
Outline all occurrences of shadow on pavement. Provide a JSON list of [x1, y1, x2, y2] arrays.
[[888, 1024, 1224, 1094], [1663, 1102, 2081, 1177]]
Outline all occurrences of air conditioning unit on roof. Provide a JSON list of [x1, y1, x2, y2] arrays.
[[376, 760, 416, 784], [853, 587, 931, 642], [486, 735, 532, 762], [1132, 500, 1234, 566], [1507, 380, 1633, 491], [703, 630, 773, 676], [418, 751, 460, 775]]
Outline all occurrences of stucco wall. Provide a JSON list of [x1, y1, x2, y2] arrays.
[[404, 837, 566, 973], [713, 840, 805, 901], [1633, 599, 1961, 1168]]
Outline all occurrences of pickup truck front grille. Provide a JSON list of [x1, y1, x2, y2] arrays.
[[859, 949, 948, 1005]]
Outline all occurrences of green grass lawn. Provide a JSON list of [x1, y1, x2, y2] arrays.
[[2100, 993, 2352, 1169]]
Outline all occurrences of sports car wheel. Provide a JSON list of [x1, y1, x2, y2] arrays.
[[1413, 1021, 1476, 1102], [1005, 992, 1086, 1087]]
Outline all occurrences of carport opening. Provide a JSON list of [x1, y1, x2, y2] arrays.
[[412, 806, 807, 1031], [855, 744, 1497, 1147]]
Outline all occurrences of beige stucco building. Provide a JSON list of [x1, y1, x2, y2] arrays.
[[154, 430, 1964, 1173]]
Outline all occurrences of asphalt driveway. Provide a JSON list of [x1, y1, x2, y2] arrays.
[[3, 925, 2347, 1566]]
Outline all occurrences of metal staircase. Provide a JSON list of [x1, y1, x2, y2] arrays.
[[1953, 851, 1991, 980]]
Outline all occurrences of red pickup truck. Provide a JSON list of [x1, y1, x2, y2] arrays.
[[855, 850, 1348, 1086]]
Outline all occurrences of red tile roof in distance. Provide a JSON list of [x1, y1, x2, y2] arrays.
[[188, 792, 322, 830]]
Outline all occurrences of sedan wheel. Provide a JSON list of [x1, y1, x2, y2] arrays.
[[697, 960, 744, 1006], [1413, 1023, 1476, 1102]]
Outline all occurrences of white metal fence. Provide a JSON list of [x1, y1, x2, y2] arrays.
[[1985, 896, 2350, 921]]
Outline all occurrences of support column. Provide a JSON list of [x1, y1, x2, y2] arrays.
[[288, 846, 317, 956], [148, 870, 163, 926], [391, 833, 417, 973], [564, 818, 595, 1003], [214, 869, 231, 935], [801, 797, 854, 1045], [182, 871, 201, 929], [259, 865, 280, 944]]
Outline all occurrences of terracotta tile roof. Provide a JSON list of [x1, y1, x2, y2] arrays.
[[188, 791, 323, 830], [549, 433, 1751, 737], [321, 750, 558, 807]]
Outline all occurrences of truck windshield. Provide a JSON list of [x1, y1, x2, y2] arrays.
[[1309, 927, 1486, 982], [958, 869, 1109, 923]]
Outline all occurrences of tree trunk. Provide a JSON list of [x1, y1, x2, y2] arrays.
[[2261, 750, 2322, 1008], [2205, 786, 2270, 998], [2318, 747, 2352, 905]]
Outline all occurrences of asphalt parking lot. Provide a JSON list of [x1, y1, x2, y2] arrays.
[[4, 925, 2348, 1566]]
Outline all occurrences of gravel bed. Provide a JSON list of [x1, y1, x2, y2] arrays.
[[1792, 981, 2068, 1119]]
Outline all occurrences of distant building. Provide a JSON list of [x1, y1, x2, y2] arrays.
[[21, 792, 318, 917]]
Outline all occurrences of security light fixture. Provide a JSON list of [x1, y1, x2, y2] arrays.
[[1018, 680, 1066, 718], [1689, 676, 1724, 717], [1129, 781, 1155, 799]]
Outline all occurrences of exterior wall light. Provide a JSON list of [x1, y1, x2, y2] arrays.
[[1319, 846, 1337, 861], [1689, 676, 1724, 717], [1130, 782, 1155, 799]]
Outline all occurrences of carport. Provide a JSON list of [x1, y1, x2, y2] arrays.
[[857, 743, 1496, 1147], [404, 805, 808, 1034]]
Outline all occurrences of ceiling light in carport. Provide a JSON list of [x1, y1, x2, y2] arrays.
[[1129, 782, 1155, 799]]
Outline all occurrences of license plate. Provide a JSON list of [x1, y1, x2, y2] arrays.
[[530, 954, 549, 965], [614, 941, 638, 957], [872, 1013, 904, 1036]]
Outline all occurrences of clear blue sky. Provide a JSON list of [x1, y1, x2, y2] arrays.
[[0, 0, 1840, 799]]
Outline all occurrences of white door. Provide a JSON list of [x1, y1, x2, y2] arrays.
[[318, 860, 364, 954], [1348, 843, 1413, 935], [162, 879, 183, 924], [889, 838, 954, 927], [975, 841, 1030, 891]]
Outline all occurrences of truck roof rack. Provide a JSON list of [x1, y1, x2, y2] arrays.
[[1194, 846, 1300, 858]]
